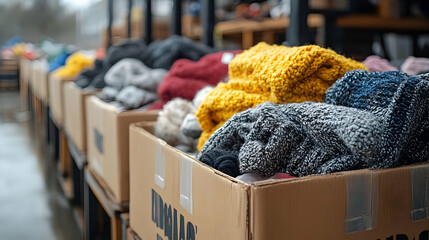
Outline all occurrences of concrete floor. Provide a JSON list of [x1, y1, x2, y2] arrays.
[[0, 90, 81, 240]]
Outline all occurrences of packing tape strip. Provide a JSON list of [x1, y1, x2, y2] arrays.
[[411, 165, 429, 221], [345, 172, 378, 233], [180, 155, 193, 214], [154, 140, 166, 189]]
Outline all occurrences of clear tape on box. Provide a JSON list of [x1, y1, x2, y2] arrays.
[[345, 172, 379, 233], [412, 165, 429, 221], [154, 140, 166, 189], [180, 155, 193, 214]]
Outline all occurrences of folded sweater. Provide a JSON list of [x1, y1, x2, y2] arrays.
[[196, 42, 368, 150], [149, 50, 242, 109]]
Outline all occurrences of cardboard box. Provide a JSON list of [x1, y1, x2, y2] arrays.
[[63, 82, 99, 153], [28, 60, 35, 89], [86, 96, 159, 203], [49, 73, 75, 127], [32, 66, 42, 100], [38, 68, 49, 103], [129, 121, 429, 240], [19, 57, 29, 102]]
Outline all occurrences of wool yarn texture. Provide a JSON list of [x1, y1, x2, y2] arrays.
[[325, 70, 429, 168], [54, 52, 94, 78], [154, 98, 197, 148], [199, 148, 240, 177], [196, 42, 368, 150], [199, 71, 429, 177], [180, 86, 214, 139], [104, 58, 165, 91], [142, 35, 216, 70], [99, 58, 166, 108], [115, 86, 158, 109], [401, 56, 429, 75], [155, 87, 213, 151], [363, 55, 398, 72], [149, 51, 242, 110]]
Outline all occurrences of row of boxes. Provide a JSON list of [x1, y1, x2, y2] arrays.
[[24, 56, 429, 240]]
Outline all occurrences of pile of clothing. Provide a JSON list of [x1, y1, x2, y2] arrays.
[[53, 51, 95, 79], [364, 55, 429, 75], [149, 50, 242, 109], [196, 42, 368, 150], [96, 58, 167, 109], [75, 40, 148, 89], [199, 71, 429, 178], [154, 86, 214, 153], [75, 36, 217, 111]]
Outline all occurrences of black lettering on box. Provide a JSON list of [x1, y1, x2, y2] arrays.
[[179, 214, 185, 240], [152, 189, 157, 224], [164, 205, 172, 240], [174, 209, 178, 240], [187, 222, 195, 240]]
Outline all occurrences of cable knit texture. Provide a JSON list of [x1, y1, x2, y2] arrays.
[[149, 51, 242, 109], [199, 71, 429, 177], [196, 42, 368, 150]]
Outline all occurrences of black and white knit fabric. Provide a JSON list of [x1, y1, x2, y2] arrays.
[[199, 71, 429, 177]]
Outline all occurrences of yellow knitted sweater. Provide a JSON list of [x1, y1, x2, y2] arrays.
[[196, 42, 368, 150], [54, 52, 94, 78]]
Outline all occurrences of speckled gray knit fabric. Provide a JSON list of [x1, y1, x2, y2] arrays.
[[115, 85, 158, 109], [200, 102, 380, 176], [199, 71, 429, 177], [325, 71, 429, 168]]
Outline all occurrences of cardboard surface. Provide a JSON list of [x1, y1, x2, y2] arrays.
[[32, 67, 43, 100], [86, 96, 159, 203], [130, 122, 249, 240], [19, 58, 29, 102], [49, 74, 75, 127], [63, 82, 98, 153], [28, 61, 36, 89], [38, 69, 49, 103], [129, 122, 429, 240]]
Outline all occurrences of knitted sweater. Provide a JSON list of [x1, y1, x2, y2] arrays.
[[142, 35, 216, 70], [196, 42, 368, 150], [325, 70, 429, 168], [199, 71, 429, 177], [54, 52, 94, 78], [363, 55, 398, 72], [149, 50, 242, 110]]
